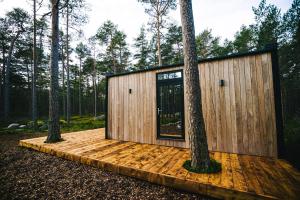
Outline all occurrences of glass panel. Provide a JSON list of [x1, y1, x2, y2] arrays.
[[157, 71, 182, 80], [158, 82, 183, 138]]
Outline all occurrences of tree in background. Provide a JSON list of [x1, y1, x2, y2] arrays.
[[3, 8, 30, 121], [96, 20, 130, 73], [59, 30, 67, 119], [32, 0, 38, 131], [252, 0, 282, 49], [62, 0, 88, 124], [113, 31, 130, 72], [133, 26, 150, 70], [138, 0, 177, 66], [75, 42, 90, 117], [88, 36, 98, 117], [232, 25, 255, 53], [161, 23, 183, 64], [46, 0, 61, 143], [280, 0, 300, 120], [179, 0, 211, 170], [148, 35, 158, 66], [0, 18, 9, 117], [195, 29, 222, 58]]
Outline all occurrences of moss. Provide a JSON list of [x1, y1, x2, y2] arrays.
[[183, 159, 222, 174]]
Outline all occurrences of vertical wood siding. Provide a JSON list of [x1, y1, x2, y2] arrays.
[[107, 53, 278, 157]]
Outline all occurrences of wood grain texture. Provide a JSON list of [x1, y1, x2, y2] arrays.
[[19, 129, 300, 200], [107, 53, 278, 157]]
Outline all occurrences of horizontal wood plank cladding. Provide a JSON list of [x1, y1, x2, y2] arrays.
[[107, 53, 278, 157]]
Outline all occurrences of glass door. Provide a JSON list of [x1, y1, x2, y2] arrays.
[[156, 70, 184, 139]]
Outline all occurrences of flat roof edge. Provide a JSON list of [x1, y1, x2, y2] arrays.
[[106, 45, 276, 79]]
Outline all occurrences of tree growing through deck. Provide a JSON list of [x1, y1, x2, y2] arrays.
[[179, 0, 212, 170], [46, 0, 61, 143]]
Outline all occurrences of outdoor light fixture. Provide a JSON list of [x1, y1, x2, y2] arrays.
[[129, 89, 132, 94], [219, 79, 225, 87]]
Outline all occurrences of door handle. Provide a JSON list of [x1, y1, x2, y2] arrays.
[[157, 108, 162, 115]]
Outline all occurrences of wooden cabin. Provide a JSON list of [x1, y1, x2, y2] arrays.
[[105, 47, 284, 158]]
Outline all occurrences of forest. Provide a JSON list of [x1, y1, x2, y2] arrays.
[[0, 0, 299, 199], [0, 0, 299, 163]]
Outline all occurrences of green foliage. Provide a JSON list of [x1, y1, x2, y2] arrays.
[[183, 159, 222, 174], [252, 0, 282, 48], [284, 118, 300, 170], [75, 42, 90, 60], [161, 23, 183, 64], [60, 116, 105, 132], [96, 20, 130, 73], [195, 29, 223, 58], [0, 116, 105, 134], [232, 25, 255, 53], [133, 26, 150, 69]]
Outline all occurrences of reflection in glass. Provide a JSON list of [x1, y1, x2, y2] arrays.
[[157, 71, 184, 139]]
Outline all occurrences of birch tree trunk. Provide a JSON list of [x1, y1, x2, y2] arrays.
[[32, 0, 37, 131], [179, 0, 210, 169], [46, 0, 61, 143]]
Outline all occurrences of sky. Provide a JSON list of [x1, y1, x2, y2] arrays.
[[0, 0, 293, 51]]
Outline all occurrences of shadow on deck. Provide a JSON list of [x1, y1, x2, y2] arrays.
[[19, 128, 300, 199]]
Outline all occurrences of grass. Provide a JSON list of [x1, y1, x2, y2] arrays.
[[60, 116, 105, 132], [183, 159, 222, 174], [0, 115, 105, 134]]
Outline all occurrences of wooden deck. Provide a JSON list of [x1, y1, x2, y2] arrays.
[[19, 129, 300, 200]]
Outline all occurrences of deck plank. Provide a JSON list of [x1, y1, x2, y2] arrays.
[[19, 128, 300, 200]]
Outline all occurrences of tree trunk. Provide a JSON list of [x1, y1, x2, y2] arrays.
[[0, 43, 5, 116], [32, 0, 38, 131], [61, 41, 66, 120], [66, 1, 71, 124], [27, 62, 31, 117], [93, 55, 97, 118], [79, 57, 82, 117], [4, 32, 21, 121], [179, 0, 210, 169], [46, 0, 61, 143], [157, 15, 162, 66]]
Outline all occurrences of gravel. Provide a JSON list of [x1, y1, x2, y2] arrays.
[[0, 132, 216, 200]]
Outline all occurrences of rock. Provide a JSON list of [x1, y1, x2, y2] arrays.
[[19, 125, 26, 128], [94, 115, 105, 120], [7, 123, 20, 129]]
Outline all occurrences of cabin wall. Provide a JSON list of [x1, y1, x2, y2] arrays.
[[107, 52, 278, 157]]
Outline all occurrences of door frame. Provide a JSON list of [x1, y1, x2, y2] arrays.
[[156, 69, 185, 140]]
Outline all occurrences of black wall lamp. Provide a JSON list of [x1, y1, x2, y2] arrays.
[[129, 89, 132, 94], [219, 79, 225, 87]]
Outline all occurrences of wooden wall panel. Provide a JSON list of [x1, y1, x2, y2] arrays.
[[107, 52, 278, 157]]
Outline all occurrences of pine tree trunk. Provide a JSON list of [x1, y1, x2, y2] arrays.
[[66, 1, 71, 124], [156, 15, 162, 66], [79, 57, 82, 117], [46, 0, 61, 143], [32, 0, 38, 131], [61, 43, 66, 120], [179, 0, 210, 169], [93, 56, 97, 118], [0, 44, 5, 117]]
